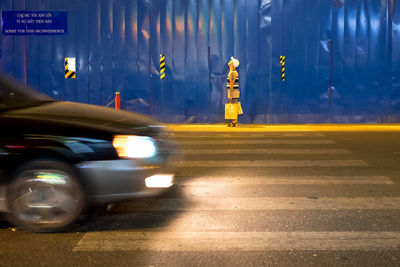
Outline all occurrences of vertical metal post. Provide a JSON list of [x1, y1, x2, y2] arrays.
[[160, 54, 166, 79], [329, 39, 333, 104], [115, 92, 120, 110]]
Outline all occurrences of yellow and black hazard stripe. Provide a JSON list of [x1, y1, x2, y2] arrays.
[[64, 57, 76, 79], [280, 55, 285, 81], [160, 54, 165, 79]]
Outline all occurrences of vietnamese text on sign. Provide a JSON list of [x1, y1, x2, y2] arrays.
[[2, 11, 67, 35]]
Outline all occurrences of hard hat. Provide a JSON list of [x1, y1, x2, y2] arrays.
[[231, 56, 239, 68]]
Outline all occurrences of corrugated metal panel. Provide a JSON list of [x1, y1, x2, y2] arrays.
[[0, 0, 399, 123]]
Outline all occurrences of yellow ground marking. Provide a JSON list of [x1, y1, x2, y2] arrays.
[[165, 124, 400, 132]]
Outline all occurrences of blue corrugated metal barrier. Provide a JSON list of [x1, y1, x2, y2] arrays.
[[0, 0, 399, 123]]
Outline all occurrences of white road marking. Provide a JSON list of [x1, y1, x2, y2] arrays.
[[173, 160, 368, 167], [173, 133, 326, 138], [178, 140, 336, 145], [177, 176, 393, 185], [114, 197, 400, 211], [73, 231, 400, 251], [180, 148, 351, 154]]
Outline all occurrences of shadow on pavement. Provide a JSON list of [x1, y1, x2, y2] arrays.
[[69, 179, 192, 233]]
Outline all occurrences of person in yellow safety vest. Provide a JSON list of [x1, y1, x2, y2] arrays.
[[226, 56, 243, 127]]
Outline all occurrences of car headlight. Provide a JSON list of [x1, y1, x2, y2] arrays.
[[145, 174, 174, 188], [113, 135, 157, 158]]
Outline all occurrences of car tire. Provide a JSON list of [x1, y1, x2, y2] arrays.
[[7, 158, 85, 232]]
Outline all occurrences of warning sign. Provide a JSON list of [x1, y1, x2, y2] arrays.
[[65, 57, 76, 79], [2, 11, 67, 35]]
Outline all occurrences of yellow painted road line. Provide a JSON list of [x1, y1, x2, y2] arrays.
[[74, 231, 400, 251], [166, 124, 400, 132]]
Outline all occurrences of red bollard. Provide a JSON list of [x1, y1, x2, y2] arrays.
[[115, 92, 120, 110]]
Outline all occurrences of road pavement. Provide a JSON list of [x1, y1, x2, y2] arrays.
[[1, 125, 400, 266]]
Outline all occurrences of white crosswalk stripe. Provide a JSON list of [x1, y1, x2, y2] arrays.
[[173, 160, 368, 167], [180, 148, 351, 154], [173, 133, 326, 138], [74, 231, 400, 251], [114, 197, 400, 211], [177, 176, 393, 185], [178, 140, 336, 145]]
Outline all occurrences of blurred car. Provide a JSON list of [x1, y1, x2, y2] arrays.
[[0, 74, 176, 232]]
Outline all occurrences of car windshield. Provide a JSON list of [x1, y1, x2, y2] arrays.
[[0, 74, 53, 111]]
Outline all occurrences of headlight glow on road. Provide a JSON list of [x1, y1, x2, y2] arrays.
[[145, 174, 174, 188], [113, 135, 157, 158]]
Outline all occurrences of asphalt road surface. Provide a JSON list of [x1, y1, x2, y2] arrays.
[[1, 126, 400, 266]]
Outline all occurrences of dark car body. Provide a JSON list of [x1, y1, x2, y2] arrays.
[[0, 74, 176, 231]]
